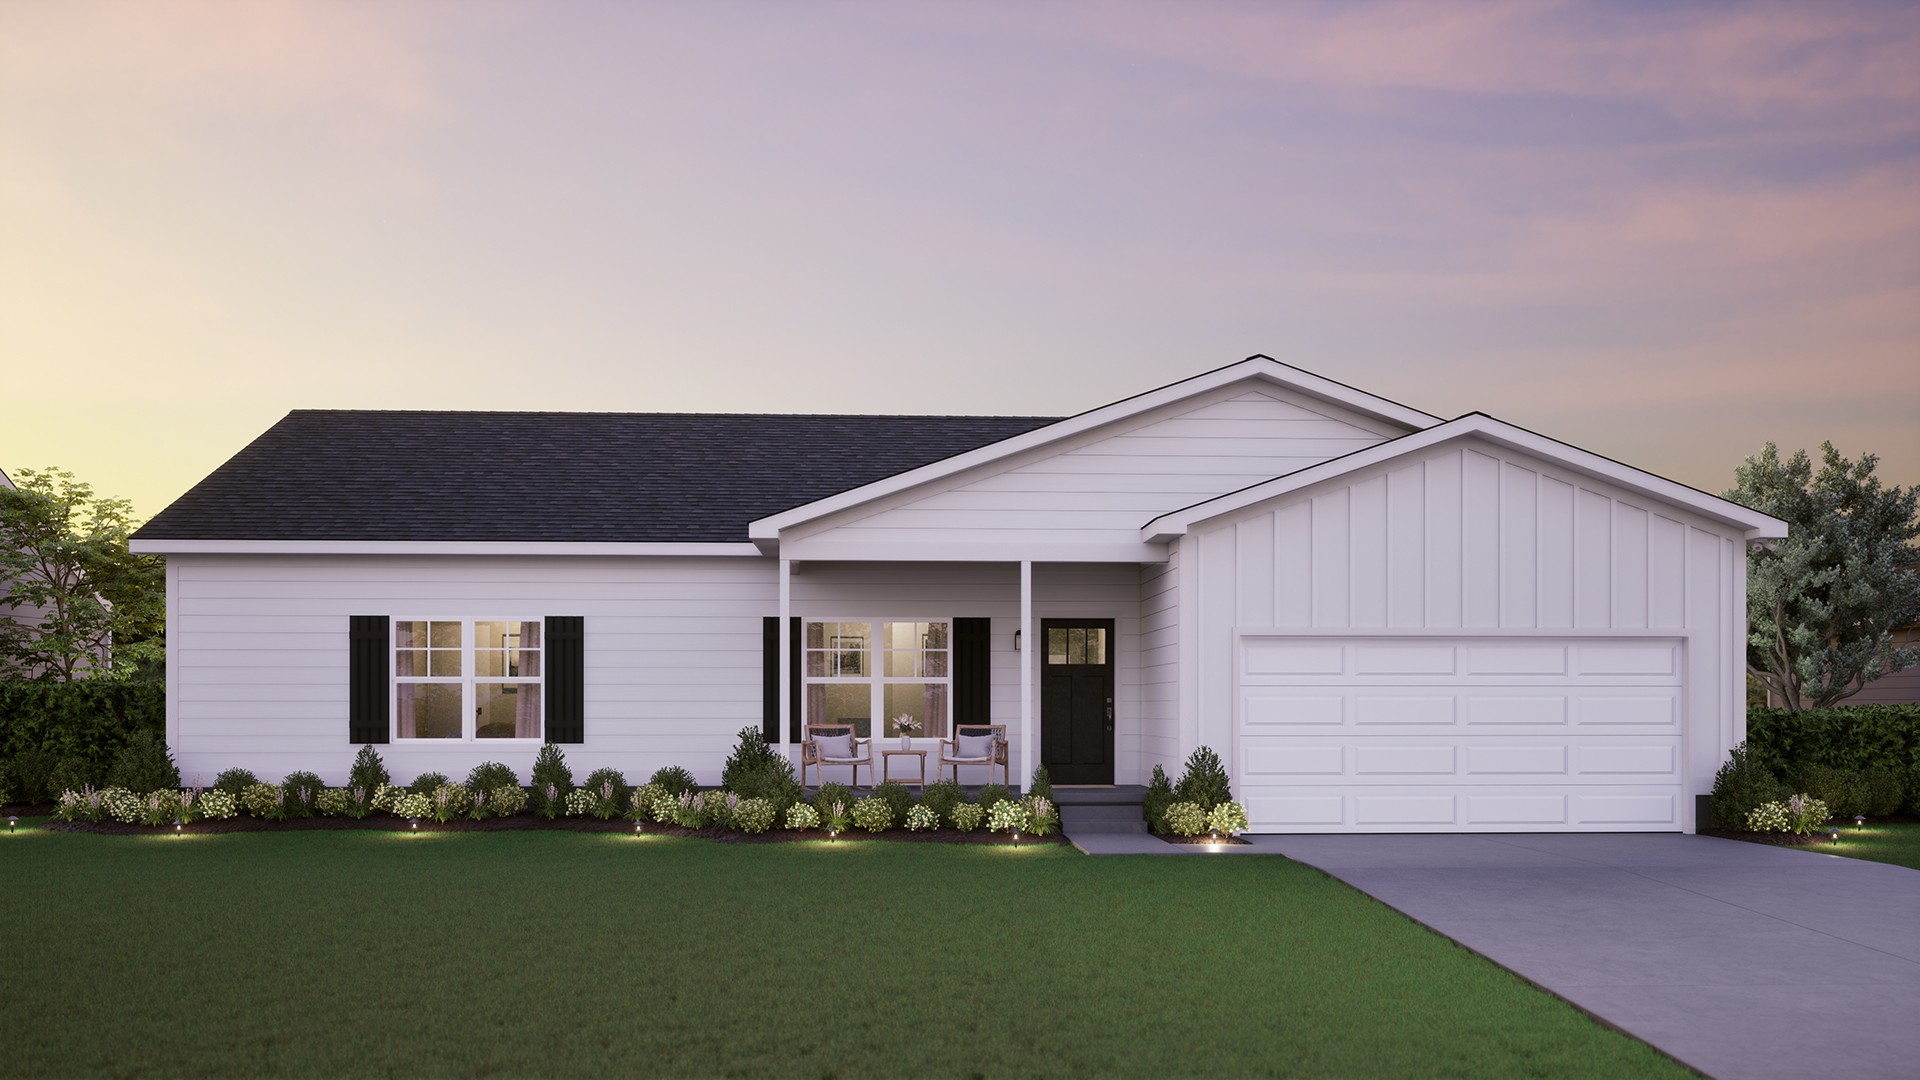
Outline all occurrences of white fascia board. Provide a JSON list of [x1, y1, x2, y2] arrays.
[[1143, 413, 1790, 542], [747, 356, 1442, 542], [780, 539, 1171, 564], [128, 539, 766, 557]]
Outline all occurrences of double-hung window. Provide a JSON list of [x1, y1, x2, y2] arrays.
[[393, 618, 543, 740], [804, 619, 949, 739]]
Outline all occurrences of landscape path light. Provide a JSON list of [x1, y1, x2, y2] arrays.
[[1855, 815, 1866, 829], [1830, 830, 1840, 845], [409, 817, 420, 833], [7, 815, 15, 834]]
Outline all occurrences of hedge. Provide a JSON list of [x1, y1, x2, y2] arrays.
[[0, 681, 165, 770], [1746, 704, 1920, 772]]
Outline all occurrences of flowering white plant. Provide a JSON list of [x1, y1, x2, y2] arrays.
[[892, 714, 921, 736]]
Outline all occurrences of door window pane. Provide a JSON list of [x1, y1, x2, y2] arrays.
[[1048, 628, 1068, 665]]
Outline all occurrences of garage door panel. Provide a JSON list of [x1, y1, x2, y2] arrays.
[[1353, 744, 1456, 775], [1236, 635, 1684, 833]]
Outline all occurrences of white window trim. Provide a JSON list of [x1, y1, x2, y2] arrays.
[[802, 617, 953, 742], [392, 617, 547, 743]]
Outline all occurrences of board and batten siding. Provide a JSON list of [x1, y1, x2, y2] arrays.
[[168, 555, 777, 786], [1185, 437, 1748, 809], [789, 561, 1148, 784], [787, 382, 1408, 551]]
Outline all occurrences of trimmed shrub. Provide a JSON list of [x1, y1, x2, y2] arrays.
[[1787, 764, 1868, 819], [973, 783, 1010, 812], [466, 761, 518, 793], [851, 795, 894, 832], [431, 783, 471, 823], [106, 730, 179, 793], [408, 771, 451, 796], [198, 788, 237, 820], [1174, 746, 1232, 811], [315, 787, 352, 817], [813, 781, 854, 816], [9, 749, 59, 805], [986, 798, 1029, 834], [1143, 764, 1174, 835], [949, 802, 984, 832], [47, 755, 98, 799], [1747, 793, 1830, 836], [872, 781, 913, 826], [392, 791, 432, 820], [0, 681, 164, 771], [1862, 767, 1905, 817], [212, 768, 259, 800], [1709, 743, 1788, 830], [628, 783, 663, 823], [582, 767, 629, 816], [721, 727, 801, 815], [282, 771, 324, 819], [785, 802, 821, 830], [140, 789, 184, 828], [239, 783, 287, 821], [920, 778, 964, 825], [648, 765, 697, 796], [530, 745, 573, 819], [1028, 764, 1053, 802], [349, 745, 391, 793], [1164, 802, 1207, 837], [905, 803, 939, 831], [488, 784, 527, 817], [1207, 801, 1250, 836], [734, 796, 776, 834], [100, 787, 142, 824], [1745, 704, 1920, 773]]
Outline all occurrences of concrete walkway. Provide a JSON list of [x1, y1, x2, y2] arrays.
[[1259, 833, 1920, 1080]]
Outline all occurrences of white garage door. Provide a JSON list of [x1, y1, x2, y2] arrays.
[[1237, 636, 1684, 832]]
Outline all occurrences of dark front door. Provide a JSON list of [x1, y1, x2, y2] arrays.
[[1040, 619, 1115, 785]]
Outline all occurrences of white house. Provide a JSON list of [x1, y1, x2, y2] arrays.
[[130, 357, 1788, 832]]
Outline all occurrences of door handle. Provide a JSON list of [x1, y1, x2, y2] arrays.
[[1106, 697, 1114, 731]]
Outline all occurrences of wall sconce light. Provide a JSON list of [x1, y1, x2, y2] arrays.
[[1013, 629, 1022, 652]]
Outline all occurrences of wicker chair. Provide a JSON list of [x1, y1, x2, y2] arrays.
[[938, 723, 1008, 786], [802, 722, 873, 787]]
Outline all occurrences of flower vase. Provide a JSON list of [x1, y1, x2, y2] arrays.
[[899, 735, 911, 750]]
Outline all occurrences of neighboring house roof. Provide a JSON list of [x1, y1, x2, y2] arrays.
[[132, 411, 1060, 544], [1142, 412, 1791, 541]]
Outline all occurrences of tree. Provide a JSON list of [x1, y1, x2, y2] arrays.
[[0, 468, 165, 682], [1725, 442, 1920, 710]]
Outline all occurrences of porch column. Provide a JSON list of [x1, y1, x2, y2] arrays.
[[778, 557, 792, 762], [1019, 559, 1032, 792]]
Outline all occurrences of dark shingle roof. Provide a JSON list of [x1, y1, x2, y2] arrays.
[[134, 410, 1062, 543]]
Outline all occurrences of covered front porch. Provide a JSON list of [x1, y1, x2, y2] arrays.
[[763, 558, 1177, 792]]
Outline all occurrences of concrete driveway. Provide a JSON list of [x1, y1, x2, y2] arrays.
[[1258, 833, 1920, 1080]]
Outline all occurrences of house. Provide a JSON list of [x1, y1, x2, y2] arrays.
[[130, 357, 1788, 832]]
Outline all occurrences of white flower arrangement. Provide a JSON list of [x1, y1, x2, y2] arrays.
[[100, 787, 142, 824], [892, 714, 921, 736], [905, 803, 939, 831], [1021, 795, 1056, 836]]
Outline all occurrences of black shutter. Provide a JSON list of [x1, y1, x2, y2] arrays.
[[953, 617, 991, 725], [545, 616, 585, 743], [764, 616, 803, 743], [348, 615, 390, 744]]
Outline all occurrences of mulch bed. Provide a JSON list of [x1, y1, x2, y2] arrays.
[[35, 813, 1069, 846]]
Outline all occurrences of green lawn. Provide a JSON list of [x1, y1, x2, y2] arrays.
[[1819, 819, 1920, 871], [0, 823, 1688, 1079]]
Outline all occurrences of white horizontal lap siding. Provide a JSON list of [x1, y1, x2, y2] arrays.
[[788, 383, 1406, 551], [790, 561, 1145, 784], [169, 555, 776, 787], [1190, 438, 1747, 831]]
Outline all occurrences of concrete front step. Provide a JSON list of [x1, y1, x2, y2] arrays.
[[1059, 799, 1148, 835]]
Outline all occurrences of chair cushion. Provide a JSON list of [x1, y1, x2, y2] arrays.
[[814, 733, 855, 760], [955, 733, 995, 761]]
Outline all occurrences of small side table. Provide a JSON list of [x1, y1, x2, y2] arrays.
[[881, 749, 927, 788]]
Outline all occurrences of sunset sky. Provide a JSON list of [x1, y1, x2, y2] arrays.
[[3, 0, 1915, 519]]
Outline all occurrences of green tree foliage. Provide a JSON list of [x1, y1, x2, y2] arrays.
[[0, 468, 165, 682], [1725, 443, 1920, 710]]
